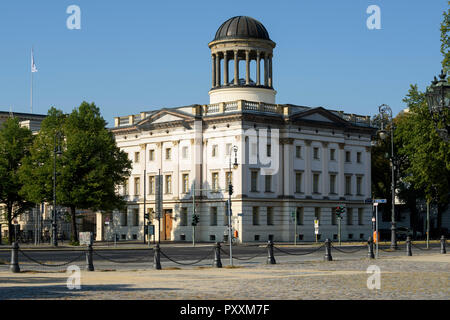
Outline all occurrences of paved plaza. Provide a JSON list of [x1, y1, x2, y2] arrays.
[[0, 251, 448, 300]]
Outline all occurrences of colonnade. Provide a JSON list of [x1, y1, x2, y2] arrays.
[[211, 50, 273, 88]]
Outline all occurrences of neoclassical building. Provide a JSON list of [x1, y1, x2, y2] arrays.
[[100, 16, 375, 243]]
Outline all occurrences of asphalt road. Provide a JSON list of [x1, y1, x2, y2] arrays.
[[0, 242, 443, 272]]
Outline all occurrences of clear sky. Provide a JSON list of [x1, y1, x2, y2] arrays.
[[0, 0, 447, 127]]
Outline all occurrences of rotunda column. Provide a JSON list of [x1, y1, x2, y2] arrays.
[[264, 53, 269, 87], [216, 52, 221, 87], [268, 54, 273, 88], [256, 51, 261, 86], [245, 50, 250, 85], [234, 50, 239, 85], [224, 51, 229, 86], [212, 54, 216, 88]]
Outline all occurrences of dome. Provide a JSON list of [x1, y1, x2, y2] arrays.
[[214, 16, 271, 41]]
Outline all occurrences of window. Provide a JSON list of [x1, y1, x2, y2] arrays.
[[267, 207, 274, 225], [330, 174, 337, 194], [251, 171, 258, 192], [358, 208, 364, 225], [212, 144, 218, 157], [252, 207, 259, 225], [357, 152, 362, 163], [149, 176, 155, 194], [356, 176, 363, 195], [267, 144, 271, 157], [313, 147, 320, 159], [212, 172, 219, 191], [180, 208, 188, 226], [165, 148, 171, 160], [226, 143, 232, 156], [133, 209, 139, 226], [134, 152, 140, 163], [345, 176, 352, 195], [295, 172, 302, 193], [182, 146, 188, 159], [149, 149, 155, 161], [225, 171, 232, 188], [332, 207, 337, 225], [121, 211, 128, 226], [210, 207, 218, 226], [134, 177, 140, 196], [345, 151, 351, 162], [182, 174, 189, 193], [295, 145, 302, 158], [347, 208, 353, 225], [123, 180, 129, 195], [296, 207, 303, 225], [165, 175, 172, 194], [314, 208, 321, 225], [265, 175, 272, 192], [330, 149, 336, 161], [313, 173, 320, 194]]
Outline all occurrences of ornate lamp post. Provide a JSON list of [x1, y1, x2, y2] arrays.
[[378, 104, 397, 249], [52, 131, 62, 247], [425, 70, 450, 142]]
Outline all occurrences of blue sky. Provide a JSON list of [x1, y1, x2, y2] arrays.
[[0, 0, 447, 126]]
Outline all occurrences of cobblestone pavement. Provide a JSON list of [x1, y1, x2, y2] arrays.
[[0, 253, 448, 300]]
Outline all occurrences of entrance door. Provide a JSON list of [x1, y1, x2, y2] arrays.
[[162, 209, 173, 241]]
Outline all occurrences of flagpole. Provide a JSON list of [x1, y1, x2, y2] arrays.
[[30, 67, 33, 114]]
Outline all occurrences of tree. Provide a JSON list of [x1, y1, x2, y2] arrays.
[[396, 85, 450, 232], [20, 102, 132, 243], [0, 117, 34, 243]]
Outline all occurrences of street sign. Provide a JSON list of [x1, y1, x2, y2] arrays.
[[365, 199, 373, 204], [372, 217, 376, 222], [374, 199, 387, 203], [79, 232, 93, 246], [314, 220, 319, 228], [373, 203, 379, 207]]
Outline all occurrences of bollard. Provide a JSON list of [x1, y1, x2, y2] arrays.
[[10, 242, 20, 273], [406, 236, 412, 256], [368, 237, 375, 259], [324, 239, 332, 261], [86, 244, 94, 271], [213, 242, 222, 268], [154, 244, 162, 270], [266, 240, 276, 265], [441, 236, 446, 254]]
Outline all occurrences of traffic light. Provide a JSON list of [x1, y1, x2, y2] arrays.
[[228, 184, 234, 195], [144, 213, 149, 220], [192, 214, 199, 226], [335, 206, 345, 218]]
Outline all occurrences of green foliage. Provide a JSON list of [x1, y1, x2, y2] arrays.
[[397, 85, 450, 207], [19, 102, 132, 242], [0, 117, 34, 242]]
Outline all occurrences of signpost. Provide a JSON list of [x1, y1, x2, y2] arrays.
[[79, 232, 93, 246], [371, 199, 385, 259], [155, 172, 163, 244], [291, 211, 297, 246]]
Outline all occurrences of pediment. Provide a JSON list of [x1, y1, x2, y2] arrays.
[[290, 107, 348, 126], [138, 109, 195, 127]]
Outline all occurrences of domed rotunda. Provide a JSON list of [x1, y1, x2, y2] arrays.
[[208, 16, 276, 104]]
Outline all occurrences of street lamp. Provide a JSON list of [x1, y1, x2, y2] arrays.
[[378, 104, 397, 250], [52, 131, 62, 247], [425, 70, 450, 142], [227, 145, 238, 266]]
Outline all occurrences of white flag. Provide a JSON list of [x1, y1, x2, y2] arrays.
[[31, 49, 38, 73]]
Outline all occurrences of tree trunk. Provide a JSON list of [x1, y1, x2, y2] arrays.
[[7, 204, 13, 244], [70, 206, 78, 243]]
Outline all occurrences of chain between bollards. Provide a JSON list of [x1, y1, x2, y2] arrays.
[[213, 242, 222, 268], [441, 235, 447, 254], [406, 236, 412, 256], [86, 244, 94, 271], [266, 240, 276, 265], [368, 237, 375, 259], [154, 243, 162, 270], [10, 242, 20, 273], [324, 239, 332, 261]]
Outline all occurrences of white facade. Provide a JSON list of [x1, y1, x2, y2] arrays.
[[101, 16, 376, 243]]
